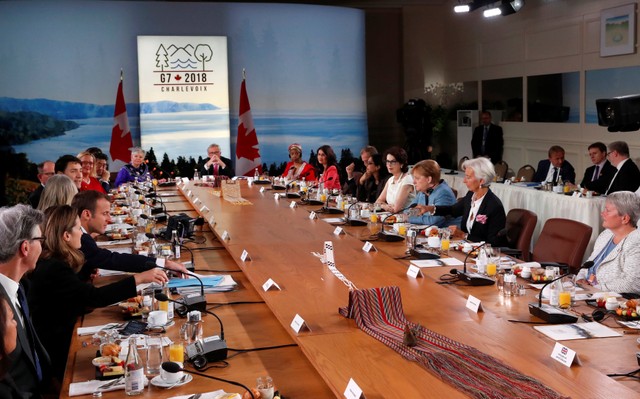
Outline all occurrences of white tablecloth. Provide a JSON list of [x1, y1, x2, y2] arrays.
[[441, 171, 604, 257]]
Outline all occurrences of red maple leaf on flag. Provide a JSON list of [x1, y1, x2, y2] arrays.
[[236, 122, 261, 161]]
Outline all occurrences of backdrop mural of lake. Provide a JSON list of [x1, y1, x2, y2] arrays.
[[12, 110, 367, 168]]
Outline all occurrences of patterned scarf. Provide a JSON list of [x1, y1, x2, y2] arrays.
[[339, 286, 568, 399]]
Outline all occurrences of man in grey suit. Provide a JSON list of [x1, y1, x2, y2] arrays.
[[0, 205, 52, 398]]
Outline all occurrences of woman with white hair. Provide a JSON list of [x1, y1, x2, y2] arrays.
[[114, 147, 152, 187], [37, 174, 78, 212], [576, 191, 640, 294], [417, 157, 506, 246]]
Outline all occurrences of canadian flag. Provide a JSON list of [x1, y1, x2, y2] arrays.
[[235, 77, 262, 176], [109, 76, 133, 164]]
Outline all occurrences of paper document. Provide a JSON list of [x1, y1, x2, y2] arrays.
[[410, 258, 463, 268], [534, 322, 622, 340]]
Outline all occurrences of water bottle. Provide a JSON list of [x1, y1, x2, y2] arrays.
[[193, 169, 200, 181], [171, 230, 180, 260], [124, 336, 145, 395], [254, 168, 260, 180], [181, 311, 204, 346]]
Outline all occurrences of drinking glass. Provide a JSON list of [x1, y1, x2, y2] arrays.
[[257, 376, 274, 399], [145, 333, 164, 376], [440, 228, 451, 256], [169, 343, 184, 363]]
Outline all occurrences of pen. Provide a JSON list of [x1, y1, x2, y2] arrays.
[[623, 330, 640, 334]]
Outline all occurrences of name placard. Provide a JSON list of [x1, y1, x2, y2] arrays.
[[466, 295, 483, 313], [289, 201, 297, 209], [262, 278, 281, 291], [333, 226, 345, 236], [208, 216, 215, 226], [290, 313, 311, 333], [199, 205, 209, 213], [344, 378, 365, 399], [193, 197, 200, 204], [309, 211, 317, 220], [274, 193, 280, 201], [221, 230, 230, 241], [187, 190, 193, 197], [551, 342, 581, 367], [406, 265, 423, 278], [362, 241, 376, 252], [259, 186, 266, 193], [240, 249, 251, 262], [324, 241, 335, 264]]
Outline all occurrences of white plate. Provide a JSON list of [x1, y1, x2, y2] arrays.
[[150, 373, 192, 388]]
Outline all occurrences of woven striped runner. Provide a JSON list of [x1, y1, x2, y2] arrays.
[[339, 286, 568, 399]]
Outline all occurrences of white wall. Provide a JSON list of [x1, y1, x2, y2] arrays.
[[402, 0, 640, 182]]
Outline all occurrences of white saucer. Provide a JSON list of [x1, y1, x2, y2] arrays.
[[147, 320, 175, 329], [150, 373, 192, 388]]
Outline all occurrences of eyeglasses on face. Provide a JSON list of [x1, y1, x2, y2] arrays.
[[385, 160, 398, 165]]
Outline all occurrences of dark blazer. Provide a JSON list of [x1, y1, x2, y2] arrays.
[[78, 233, 153, 281], [200, 156, 235, 178], [28, 257, 137, 380], [588, 158, 640, 195], [434, 189, 507, 247], [0, 375, 23, 399], [27, 185, 44, 209], [0, 282, 51, 399], [580, 160, 616, 189], [471, 123, 504, 164], [532, 159, 576, 184]]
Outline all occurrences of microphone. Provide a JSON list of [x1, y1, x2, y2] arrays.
[[376, 203, 417, 242], [455, 242, 495, 286], [161, 362, 254, 399], [409, 223, 440, 259], [146, 261, 206, 312], [155, 292, 228, 361], [528, 261, 594, 324]]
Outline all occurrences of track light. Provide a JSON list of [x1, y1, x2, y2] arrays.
[[483, 7, 502, 17], [454, 5, 471, 13], [456, 0, 525, 17]]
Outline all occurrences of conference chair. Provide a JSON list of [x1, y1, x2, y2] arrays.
[[458, 156, 469, 171], [531, 218, 592, 274], [494, 161, 508, 181], [505, 168, 516, 181], [515, 165, 535, 182], [499, 209, 537, 262]]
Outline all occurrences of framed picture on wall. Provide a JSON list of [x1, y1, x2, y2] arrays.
[[600, 3, 636, 57]]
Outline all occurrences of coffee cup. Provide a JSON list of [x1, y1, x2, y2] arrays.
[[462, 243, 473, 253], [160, 362, 183, 383], [147, 310, 168, 327], [427, 236, 440, 248], [520, 266, 531, 279]]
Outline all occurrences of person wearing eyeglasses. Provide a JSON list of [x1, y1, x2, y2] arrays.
[[375, 146, 415, 213], [77, 151, 106, 193], [576, 191, 640, 294], [585, 141, 640, 195], [355, 153, 389, 203], [28, 205, 169, 380], [0, 204, 53, 398], [416, 157, 507, 246], [201, 143, 235, 178], [28, 160, 55, 209]]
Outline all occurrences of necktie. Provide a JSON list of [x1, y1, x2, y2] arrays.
[[552, 167, 559, 184], [592, 165, 600, 182], [17, 285, 43, 381], [214, 163, 219, 176]]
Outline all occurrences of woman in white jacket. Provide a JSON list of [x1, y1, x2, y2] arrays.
[[577, 191, 640, 293]]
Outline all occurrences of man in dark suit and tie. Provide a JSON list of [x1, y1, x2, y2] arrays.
[[532, 145, 576, 184], [471, 111, 504, 164], [0, 205, 52, 398], [587, 141, 640, 195], [580, 142, 616, 189], [200, 143, 235, 178], [27, 160, 55, 209]]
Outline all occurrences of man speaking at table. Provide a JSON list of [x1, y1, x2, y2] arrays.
[[71, 191, 189, 281], [532, 145, 575, 184]]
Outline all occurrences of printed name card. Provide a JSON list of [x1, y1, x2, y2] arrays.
[[309, 211, 317, 220], [333, 226, 345, 236], [182, 177, 190, 184], [274, 193, 280, 200], [551, 342, 581, 367], [240, 249, 251, 262], [199, 205, 209, 213], [290, 314, 311, 333], [187, 190, 193, 197], [344, 379, 365, 399], [466, 295, 483, 313], [362, 241, 376, 252], [406, 265, 423, 278], [324, 241, 335, 264], [259, 186, 266, 193], [221, 230, 230, 241], [208, 216, 215, 226], [289, 201, 297, 209], [262, 278, 281, 292], [193, 197, 200, 204]]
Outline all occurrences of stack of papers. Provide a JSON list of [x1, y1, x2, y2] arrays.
[[167, 274, 237, 293], [534, 322, 621, 340], [410, 258, 464, 268]]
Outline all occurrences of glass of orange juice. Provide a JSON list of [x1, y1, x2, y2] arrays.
[[169, 343, 184, 363], [440, 228, 451, 255], [559, 291, 572, 309]]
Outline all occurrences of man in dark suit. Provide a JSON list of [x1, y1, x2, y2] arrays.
[[200, 143, 235, 178], [0, 205, 52, 398], [27, 160, 55, 209], [532, 145, 576, 184], [580, 142, 616, 190], [471, 111, 504, 164], [71, 191, 189, 281], [588, 141, 640, 195]]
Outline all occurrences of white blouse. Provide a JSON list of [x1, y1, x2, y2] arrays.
[[385, 173, 415, 209]]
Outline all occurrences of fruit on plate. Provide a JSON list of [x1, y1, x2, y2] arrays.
[[596, 297, 606, 308], [101, 365, 124, 377], [626, 299, 638, 309], [101, 343, 121, 357]]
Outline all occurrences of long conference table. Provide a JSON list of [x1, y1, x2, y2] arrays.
[[61, 180, 640, 398], [441, 171, 605, 255]]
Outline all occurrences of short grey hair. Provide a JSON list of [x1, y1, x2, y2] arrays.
[[130, 147, 145, 156], [608, 141, 630, 157], [462, 157, 496, 187], [0, 205, 45, 263], [606, 191, 640, 227]]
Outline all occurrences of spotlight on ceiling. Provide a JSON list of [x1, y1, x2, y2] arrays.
[[453, 0, 495, 14], [483, 6, 502, 18], [499, 0, 525, 16], [456, 0, 525, 17]]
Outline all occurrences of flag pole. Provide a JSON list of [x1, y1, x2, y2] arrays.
[[120, 69, 124, 81], [242, 68, 246, 80]]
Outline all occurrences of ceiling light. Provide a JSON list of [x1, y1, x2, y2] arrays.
[[483, 7, 502, 18], [454, 5, 471, 13]]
